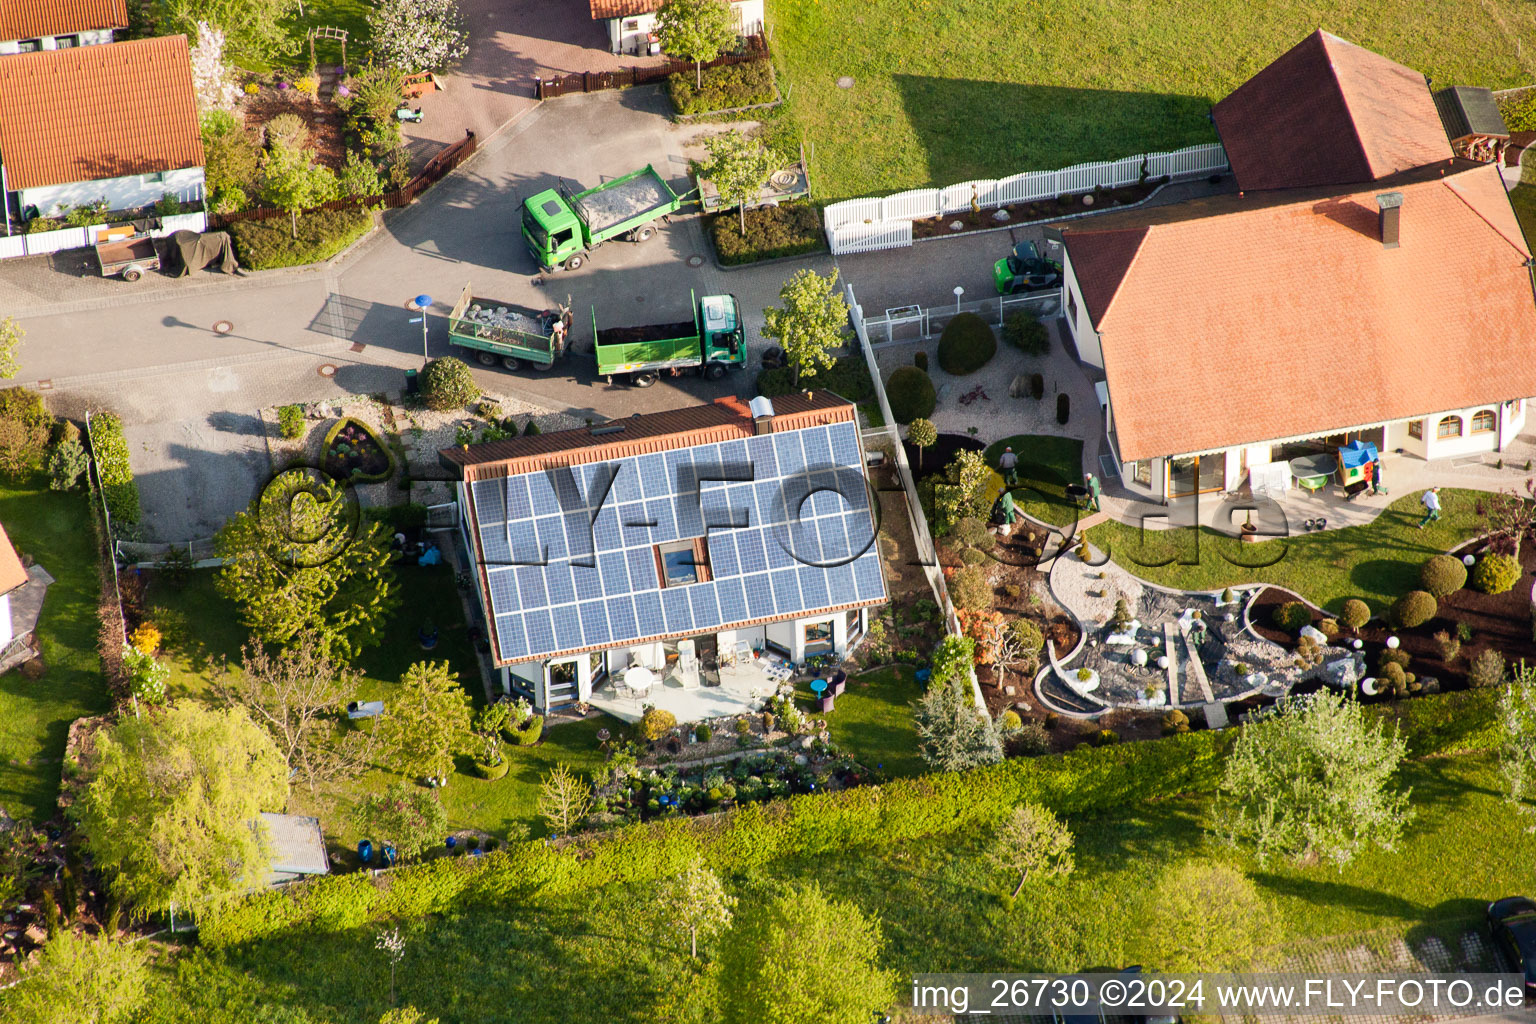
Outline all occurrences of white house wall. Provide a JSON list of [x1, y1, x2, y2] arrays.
[[606, 0, 764, 55], [18, 166, 204, 218], [0, 29, 114, 54], [1060, 250, 1104, 367], [0, 593, 14, 648]]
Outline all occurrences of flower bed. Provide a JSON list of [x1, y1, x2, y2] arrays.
[[321, 416, 394, 483], [911, 182, 1162, 239]]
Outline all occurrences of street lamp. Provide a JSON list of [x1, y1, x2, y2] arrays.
[[411, 294, 432, 365], [953, 285, 964, 313]]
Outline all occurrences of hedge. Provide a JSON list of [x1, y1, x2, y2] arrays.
[[228, 208, 372, 271], [666, 59, 776, 115], [885, 365, 936, 424], [756, 356, 873, 403], [708, 202, 825, 266], [88, 412, 139, 524], [936, 313, 997, 375]]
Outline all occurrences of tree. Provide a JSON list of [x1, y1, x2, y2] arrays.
[[914, 680, 1003, 772], [1480, 480, 1536, 562], [658, 861, 736, 959], [69, 700, 287, 915], [1498, 659, 1536, 819], [215, 634, 371, 792], [990, 804, 1074, 900], [47, 431, 87, 491], [655, 0, 737, 89], [261, 144, 340, 238], [932, 448, 993, 532], [0, 316, 20, 381], [214, 469, 399, 660], [1141, 863, 1264, 971], [1216, 690, 1412, 866], [701, 129, 776, 234], [928, 634, 975, 689], [0, 931, 150, 1024], [376, 661, 474, 784], [188, 21, 241, 112], [368, 0, 469, 73], [353, 783, 448, 861], [538, 762, 594, 836], [719, 883, 897, 1024], [376, 927, 408, 1007], [155, 0, 300, 67], [761, 268, 849, 387], [907, 417, 937, 472]]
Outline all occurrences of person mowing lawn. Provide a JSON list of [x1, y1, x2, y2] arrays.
[[1084, 472, 1102, 512], [1417, 487, 1441, 528], [999, 446, 1019, 486]]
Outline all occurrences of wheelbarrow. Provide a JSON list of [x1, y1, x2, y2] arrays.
[[1065, 483, 1091, 509]]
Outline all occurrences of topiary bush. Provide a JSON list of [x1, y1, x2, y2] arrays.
[[1002, 310, 1049, 355], [707, 200, 824, 266], [913, 350, 929, 371], [1318, 618, 1340, 638], [1471, 553, 1522, 595], [1029, 374, 1044, 400], [1056, 393, 1069, 425], [278, 404, 306, 440], [1391, 590, 1437, 629], [694, 723, 712, 743], [1271, 600, 1310, 632], [1419, 554, 1468, 598], [422, 357, 480, 412], [885, 365, 936, 424], [89, 412, 140, 524], [950, 565, 991, 611], [228, 207, 372, 270], [639, 706, 677, 742], [936, 313, 997, 375], [506, 714, 543, 747], [1340, 599, 1371, 630]]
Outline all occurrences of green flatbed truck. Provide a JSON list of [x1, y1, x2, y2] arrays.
[[447, 283, 572, 372], [522, 165, 687, 272], [592, 291, 745, 387]]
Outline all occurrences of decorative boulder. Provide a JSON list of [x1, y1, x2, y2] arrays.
[[1321, 657, 1359, 689], [1299, 624, 1327, 644]]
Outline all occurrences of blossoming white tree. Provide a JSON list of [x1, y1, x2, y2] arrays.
[[189, 22, 242, 113], [367, 0, 469, 74]]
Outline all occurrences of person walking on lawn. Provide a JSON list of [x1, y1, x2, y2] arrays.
[[1084, 472, 1102, 512], [1417, 487, 1441, 528], [999, 446, 1019, 486]]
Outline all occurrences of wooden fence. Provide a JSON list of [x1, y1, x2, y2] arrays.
[[533, 35, 768, 99], [209, 130, 478, 229]]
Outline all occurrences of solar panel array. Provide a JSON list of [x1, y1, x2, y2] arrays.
[[470, 421, 885, 662]]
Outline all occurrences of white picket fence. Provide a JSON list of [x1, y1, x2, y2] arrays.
[[825, 142, 1229, 255], [0, 210, 207, 261]]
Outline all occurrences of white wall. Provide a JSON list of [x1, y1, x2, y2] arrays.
[[17, 166, 204, 218], [0, 593, 14, 648], [607, 0, 763, 54], [0, 29, 114, 54], [1414, 402, 1512, 460], [1059, 250, 1103, 367]]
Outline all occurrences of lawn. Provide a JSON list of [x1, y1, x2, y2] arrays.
[[792, 665, 924, 778], [0, 482, 111, 826], [1508, 157, 1536, 250], [983, 434, 1083, 527], [1086, 488, 1485, 615], [142, 752, 1535, 1023], [773, 1, 1536, 202]]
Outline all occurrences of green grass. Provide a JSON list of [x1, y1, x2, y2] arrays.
[[1085, 488, 1484, 614], [1508, 157, 1536, 250], [793, 666, 924, 778], [774, 1, 1536, 202], [983, 434, 1083, 527], [437, 717, 610, 839], [0, 481, 110, 825]]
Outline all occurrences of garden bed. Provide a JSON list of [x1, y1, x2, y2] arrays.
[[904, 432, 984, 477], [707, 201, 825, 266], [322, 416, 394, 482], [242, 90, 347, 171], [911, 182, 1161, 239], [667, 58, 776, 116]]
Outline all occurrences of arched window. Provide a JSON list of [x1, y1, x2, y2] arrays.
[[1472, 409, 1497, 434], [1437, 415, 1463, 439]]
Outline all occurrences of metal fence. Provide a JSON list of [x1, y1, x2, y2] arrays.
[[825, 142, 1229, 255], [861, 292, 1062, 346], [534, 35, 769, 99]]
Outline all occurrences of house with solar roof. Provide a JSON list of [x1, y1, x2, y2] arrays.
[[439, 392, 887, 714]]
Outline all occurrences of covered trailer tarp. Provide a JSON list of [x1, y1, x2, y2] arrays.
[[166, 230, 238, 277]]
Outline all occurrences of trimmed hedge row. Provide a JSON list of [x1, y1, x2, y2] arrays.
[[198, 686, 1504, 948], [89, 412, 139, 524], [228, 208, 372, 271], [666, 59, 776, 115], [708, 202, 825, 266]]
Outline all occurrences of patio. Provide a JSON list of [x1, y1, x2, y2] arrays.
[[587, 656, 785, 724]]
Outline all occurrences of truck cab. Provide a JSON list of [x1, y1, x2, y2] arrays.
[[522, 190, 583, 270], [699, 294, 744, 369]]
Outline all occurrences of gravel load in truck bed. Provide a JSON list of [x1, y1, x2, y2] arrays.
[[462, 303, 548, 336], [574, 174, 673, 232]]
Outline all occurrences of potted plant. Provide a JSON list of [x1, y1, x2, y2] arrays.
[[418, 617, 438, 650]]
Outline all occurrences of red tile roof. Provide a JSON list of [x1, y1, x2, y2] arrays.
[[1213, 31, 1453, 191], [0, 36, 204, 191], [589, 0, 664, 19], [0, 0, 127, 41], [1062, 161, 1536, 462], [0, 523, 27, 598]]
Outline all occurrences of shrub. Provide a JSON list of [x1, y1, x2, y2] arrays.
[[885, 366, 936, 424], [421, 357, 480, 412], [1093, 728, 1120, 746], [1340, 599, 1371, 630], [1006, 721, 1051, 757], [1377, 648, 1411, 671], [337, 150, 383, 197], [1391, 590, 1437, 629], [228, 207, 372, 270], [1270, 601, 1310, 632], [1433, 630, 1461, 662], [1471, 553, 1522, 595], [1056, 393, 1069, 425], [694, 724, 712, 743], [666, 58, 775, 115], [1419, 554, 1468, 597], [129, 623, 162, 655], [936, 313, 997, 375], [264, 112, 309, 152], [708, 201, 824, 265], [757, 356, 872, 403], [950, 565, 991, 611], [1457, 621, 1473, 642], [1318, 619, 1340, 638], [913, 350, 928, 371], [1162, 709, 1190, 735], [1008, 619, 1043, 654], [1002, 310, 1049, 355], [960, 547, 988, 566], [1500, 90, 1536, 132], [1469, 649, 1507, 689], [998, 709, 1022, 731], [277, 404, 305, 440], [639, 706, 678, 742], [507, 714, 543, 746], [47, 431, 87, 492], [89, 412, 139, 524]]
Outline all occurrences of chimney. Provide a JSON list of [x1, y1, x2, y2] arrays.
[[748, 395, 775, 435], [1376, 192, 1403, 249]]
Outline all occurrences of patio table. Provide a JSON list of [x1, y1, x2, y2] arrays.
[[623, 666, 655, 698], [1288, 454, 1337, 494], [809, 678, 828, 698]]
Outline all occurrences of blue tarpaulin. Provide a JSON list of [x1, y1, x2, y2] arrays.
[[1339, 440, 1379, 469]]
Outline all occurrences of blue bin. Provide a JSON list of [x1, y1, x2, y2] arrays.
[[357, 839, 373, 864]]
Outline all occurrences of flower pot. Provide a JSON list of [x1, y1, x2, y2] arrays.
[[1239, 522, 1258, 542]]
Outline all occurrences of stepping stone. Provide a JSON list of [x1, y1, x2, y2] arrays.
[[1202, 701, 1228, 728]]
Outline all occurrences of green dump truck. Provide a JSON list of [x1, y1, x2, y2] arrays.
[[521, 165, 687, 272], [447, 283, 572, 372], [592, 291, 745, 387]]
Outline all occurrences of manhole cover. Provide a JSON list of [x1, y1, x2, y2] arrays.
[[635, 295, 645, 303], [212, 320, 233, 334], [686, 255, 704, 268], [317, 364, 337, 377], [836, 76, 854, 89]]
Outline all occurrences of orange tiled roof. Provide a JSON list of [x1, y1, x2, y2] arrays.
[[1063, 161, 1536, 462], [1213, 31, 1453, 191], [0, 36, 203, 191], [589, 0, 663, 19], [0, 523, 28, 598], [0, 0, 127, 42]]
